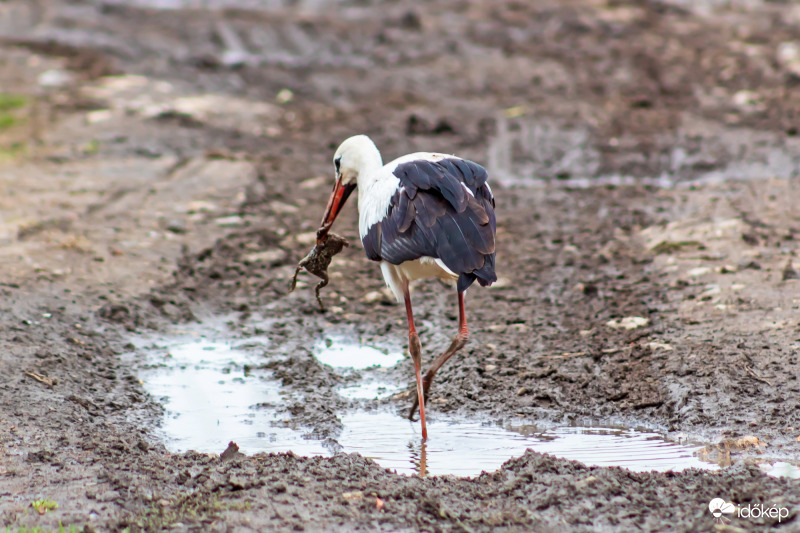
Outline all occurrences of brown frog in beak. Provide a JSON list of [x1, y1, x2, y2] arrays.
[[288, 231, 349, 310]]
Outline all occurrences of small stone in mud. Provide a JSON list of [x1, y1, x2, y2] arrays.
[[741, 232, 760, 246], [575, 475, 598, 488], [166, 219, 187, 234], [26, 449, 56, 464], [220, 441, 243, 461], [289, 232, 349, 310], [735, 435, 761, 449], [362, 290, 386, 304], [341, 491, 364, 502], [782, 260, 799, 281], [738, 258, 762, 270], [687, 267, 710, 278], [215, 215, 244, 227], [606, 316, 649, 330]]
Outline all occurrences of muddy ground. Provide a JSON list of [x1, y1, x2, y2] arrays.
[[2, 0, 800, 531]]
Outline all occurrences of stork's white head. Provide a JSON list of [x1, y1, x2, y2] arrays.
[[332, 134, 382, 186], [318, 135, 382, 243]]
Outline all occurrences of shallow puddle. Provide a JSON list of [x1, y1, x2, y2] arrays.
[[137, 335, 328, 456], [338, 381, 401, 400], [337, 412, 713, 477], [314, 337, 405, 370], [761, 462, 800, 480], [136, 333, 799, 478]]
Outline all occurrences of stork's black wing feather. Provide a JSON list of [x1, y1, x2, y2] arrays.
[[361, 157, 497, 292]]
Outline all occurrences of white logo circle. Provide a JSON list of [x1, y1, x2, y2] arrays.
[[709, 498, 736, 518]]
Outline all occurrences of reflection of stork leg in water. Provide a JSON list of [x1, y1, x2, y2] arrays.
[[408, 440, 429, 477], [419, 442, 427, 478]]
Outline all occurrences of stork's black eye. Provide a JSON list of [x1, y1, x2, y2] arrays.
[[335, 156, 342, 172]]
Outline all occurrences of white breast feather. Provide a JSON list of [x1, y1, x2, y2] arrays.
[[358, 168, 400, 239]]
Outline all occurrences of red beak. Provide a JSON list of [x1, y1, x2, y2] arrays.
[[317, 179, 355, 244]]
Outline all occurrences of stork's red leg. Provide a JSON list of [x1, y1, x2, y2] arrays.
[[404, 284, 428, 441], [409, 291, 469, 419]]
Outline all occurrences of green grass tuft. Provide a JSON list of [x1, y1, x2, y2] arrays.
[[0, 93, 28, 112], [0, 93, 29, 131], [4, 525, 79, 533], [0, 114, 18, 129], [31, 499, 59, 515]]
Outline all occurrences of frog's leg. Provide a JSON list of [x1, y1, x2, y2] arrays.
[[314, 273, 329, 311], [288, 264, 304, 292]]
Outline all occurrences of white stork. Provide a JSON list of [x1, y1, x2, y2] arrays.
[[316, 135, 497, 440]]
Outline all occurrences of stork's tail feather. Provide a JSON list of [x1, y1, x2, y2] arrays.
[[476, 275, 496, 287], [475, 253, 496, 286], [457, 253, 497, 292]]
